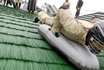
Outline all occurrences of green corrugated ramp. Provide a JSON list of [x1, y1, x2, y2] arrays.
[[0, 5, 104, 70]]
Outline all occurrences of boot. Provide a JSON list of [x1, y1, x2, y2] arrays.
[[32, 11, 34, 13]]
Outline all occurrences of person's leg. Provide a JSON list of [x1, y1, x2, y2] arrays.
[[19, 3, 21, 9], [6, 0, 9, 6], [16, 3, 18, 8], [8, 0, 12, 5], [18, 0, 21, 9], [32, 0, 36, 13], [75, 8, 80, 17], [16, 0, 18, 8], [11, 0, 16, 8], [27, 0, 31, 12], [4, 0, 6, 5]]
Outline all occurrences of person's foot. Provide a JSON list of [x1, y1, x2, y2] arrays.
[[32, 11, 34, 13]]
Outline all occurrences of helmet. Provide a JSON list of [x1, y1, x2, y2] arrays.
[[87, 20, 104, 54]]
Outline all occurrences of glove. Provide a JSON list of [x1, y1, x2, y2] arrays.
[[55, 32, 60, 37]]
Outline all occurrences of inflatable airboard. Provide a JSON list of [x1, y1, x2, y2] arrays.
[[38, 24, 99, 70]]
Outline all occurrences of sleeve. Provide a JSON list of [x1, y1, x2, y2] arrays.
[[38, 11, 49, 23], [51, 10, 61, 33]]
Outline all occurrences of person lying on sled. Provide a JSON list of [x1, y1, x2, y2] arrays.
[[36, 2, 104, 54], [37, 8, 93, 45], [37, 2, 102, 45]]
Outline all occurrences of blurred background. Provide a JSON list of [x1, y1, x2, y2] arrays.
[[0, 0, 104, 16]]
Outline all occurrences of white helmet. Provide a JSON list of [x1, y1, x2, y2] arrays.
[[87, 20, 104, 54]]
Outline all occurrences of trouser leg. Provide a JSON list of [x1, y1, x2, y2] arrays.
[[12, 1, 16, 8], [16, 2, 18, 8], [75, 8, 80, 17], [4, 0, 6, 5], [6, 0, 9, 6], [19, 3, 21, 9]]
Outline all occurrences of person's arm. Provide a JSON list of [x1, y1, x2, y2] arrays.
[[51, 10, 60, 32], [51, 10, 61, 37]]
